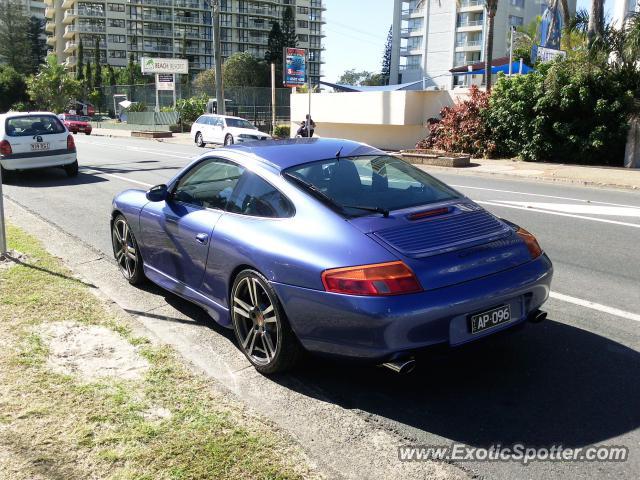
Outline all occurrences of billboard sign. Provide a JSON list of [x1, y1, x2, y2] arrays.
[[284, 47, 306, 87], [141, 57, 188, 74], [533, 45, 566, 63], [156, 73, 175, 91]]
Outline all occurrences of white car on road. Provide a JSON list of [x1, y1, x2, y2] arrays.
[[191, 114, 271, 147], [0, 112, 78, 182]]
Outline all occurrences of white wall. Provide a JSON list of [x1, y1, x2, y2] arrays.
[[290, 90, 466, 150]]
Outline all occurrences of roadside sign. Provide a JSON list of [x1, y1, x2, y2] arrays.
[[533, 45, 567, 63], [156, 73, 175, 91], [284, 47, 306, 87], [141, 57, 188, 74]]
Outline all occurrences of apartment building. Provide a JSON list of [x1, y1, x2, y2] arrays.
[[44, 0, 325, 83], [390, 0, 576, 90], [612, 0, 640, 28]]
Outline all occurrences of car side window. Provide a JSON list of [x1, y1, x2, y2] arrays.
[[227, 170, 294, 218], [195, 115, 205, 124], [173, 159, 244, 210]]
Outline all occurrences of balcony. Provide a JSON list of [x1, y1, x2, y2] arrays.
[[128, 0, 173, 6], [238, 6, 279, 18], [400, 26, 423, 36], [142, 13, 173, 22], [455, 39, 482, 50], [175, 0, 203, 8], [399, 64, 420, 71], [45, 6, 55, 18], [77, 7, 106, 18], [45, 21, 55, 33], [141, 44, 174, 53], [64, 56, 77, 68], [77, 24, 106, 33], [457, 19, 484, 29], [401, 7, 423, 18], [459, 0, 483, 8], [64, 41, 77, 53], [175, 16, 208, 25], [63, 9, 77, 24], [61, 0, 75, 8], [46, 35, 56, 46], [44, 0, 54, 5]]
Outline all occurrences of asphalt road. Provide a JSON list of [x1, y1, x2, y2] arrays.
[[3, 135, 640, 480]]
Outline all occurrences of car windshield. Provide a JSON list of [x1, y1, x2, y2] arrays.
[[5, 115, 66, 137], [283, 155, 460, 217], [226, 118, 256, 130]]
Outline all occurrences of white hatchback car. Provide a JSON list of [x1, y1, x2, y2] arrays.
[[191, 114, 271, 147], [0, 112, 78, 181]]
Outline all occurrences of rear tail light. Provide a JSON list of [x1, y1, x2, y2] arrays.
[[0, 140, 12, 156], [516, 227, 543, 259], [321, 261, 422, 296], [67, 134, 75, 151]]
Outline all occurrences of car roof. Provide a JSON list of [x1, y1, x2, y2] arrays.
[[223, 138, 383, 171], [1, 111, 58, 118], [201, 114, 245, 121]]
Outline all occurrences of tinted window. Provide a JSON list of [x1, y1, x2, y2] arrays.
[[284, 155, 460, 216], [226, 118, 256, 129], [227, 171, 294, 218], [6, 115, 66, 137], [173, 159, 244, 210]]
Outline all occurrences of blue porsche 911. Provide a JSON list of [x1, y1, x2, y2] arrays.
[[111, 138, 553, 374]]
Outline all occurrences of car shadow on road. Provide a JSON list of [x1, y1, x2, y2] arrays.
[[276, 319, 640, 449], [4, 169, 108, 187]]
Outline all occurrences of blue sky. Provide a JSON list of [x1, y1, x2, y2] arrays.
[[323, 0, 610, 83]]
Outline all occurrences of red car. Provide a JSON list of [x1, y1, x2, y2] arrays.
[[59, 114, 92, 135]]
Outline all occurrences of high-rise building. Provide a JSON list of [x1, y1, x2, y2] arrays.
[[390, 0, 576, 90], [44, 0, 325, 83], [612, 0, 640, 28]]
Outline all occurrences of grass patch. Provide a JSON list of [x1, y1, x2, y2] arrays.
[[0, 224, 313, 480]]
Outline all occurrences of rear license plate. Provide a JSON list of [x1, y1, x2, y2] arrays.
[[469, 305, 511, 334], [31, 143, 50, 151]]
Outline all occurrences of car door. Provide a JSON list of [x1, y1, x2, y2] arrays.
[[211, 117, 224, 143], [138, 158, 245, 290]]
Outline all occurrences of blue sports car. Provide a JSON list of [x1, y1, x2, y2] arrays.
[[111, 139, 553, 374]]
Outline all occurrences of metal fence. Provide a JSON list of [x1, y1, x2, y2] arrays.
[[99, 83, 292, 128]]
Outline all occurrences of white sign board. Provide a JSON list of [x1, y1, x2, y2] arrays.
[[142, 57, 188, 74], [535, 46, 567, 63], [156, 73, 175, 91]]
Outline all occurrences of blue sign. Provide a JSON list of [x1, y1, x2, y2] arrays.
[[284, 47, 306, 87]]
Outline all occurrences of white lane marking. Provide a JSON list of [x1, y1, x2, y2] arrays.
[[75, 138, 194, 159], [491, 201, 640, 218], [477, 200, 640, 229], [80, 168, 153, 187], [551, 292, 640, 323], [450, 184, 640, 209]]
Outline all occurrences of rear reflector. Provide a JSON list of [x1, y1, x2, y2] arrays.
[[322, 261, 422, 296], [0, 140, 12, 156], [67, 134, 75, 151], [516, 227, 543, 259]]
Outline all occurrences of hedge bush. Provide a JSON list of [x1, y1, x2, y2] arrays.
[[273, 124, 290, 138]]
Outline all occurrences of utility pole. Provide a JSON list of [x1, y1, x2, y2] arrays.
[[271, 63, 276, 134], [212, 0, 226, 115], [508, 26, 514, 76]]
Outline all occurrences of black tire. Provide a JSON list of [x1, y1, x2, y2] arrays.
[[1, 165, 14, 184], [111, 214, 146, 285], [64, 160, 78, 177], [224, 134, 234, 146], [231, 269, 302, 374], [85, 132, 91, 136], [195, 132, 205, 147]]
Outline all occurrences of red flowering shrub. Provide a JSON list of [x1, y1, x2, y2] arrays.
[[416, 86, 496, 158]]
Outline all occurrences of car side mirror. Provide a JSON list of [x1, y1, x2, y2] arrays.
[[146, 184, 168, 202]]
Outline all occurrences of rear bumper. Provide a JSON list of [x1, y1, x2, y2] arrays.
[[272, 254, 553, 361], [0, 152, 77, 171]]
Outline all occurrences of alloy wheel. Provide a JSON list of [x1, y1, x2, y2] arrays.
[[112, 218, 138, 280], [232, 276, 280, 366]]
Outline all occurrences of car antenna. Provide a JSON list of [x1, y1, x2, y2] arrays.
[[336, 145, 343, 160]]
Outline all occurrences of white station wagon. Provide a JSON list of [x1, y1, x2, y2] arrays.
[[191, 114, 271, 147], [0, 112, 78, 181]]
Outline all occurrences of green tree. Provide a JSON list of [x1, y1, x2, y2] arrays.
[[265, 21, 284, 87], [76, 39, 84, 81], [0, 0, 31, 74], [381, 25, 392, 84], [484, 0, 498, 91], [281, 6, 297, 48], [93, 36, 103, 110], [0, 65, 27, 112], [103, 64, 117, 86], [26, 55, 82, 113], [337, 69, 385, 86], [222, 51, 269, 87], [85, 60, 93, 93], [27, 16, 46, 74], [192, 68, 216, 95]]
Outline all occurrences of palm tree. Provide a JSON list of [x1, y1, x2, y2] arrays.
[[587, 0, 604, 46], [484, 0, 498, 91]]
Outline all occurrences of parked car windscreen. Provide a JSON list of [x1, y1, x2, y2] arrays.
[[284, 155, 461, 216], [226, 118, 256, 129], [5, 115, 67, 137]]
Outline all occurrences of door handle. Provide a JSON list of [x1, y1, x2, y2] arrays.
[[195, 233, 209, 245]]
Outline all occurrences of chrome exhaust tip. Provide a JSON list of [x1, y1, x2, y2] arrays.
[[528, 310, 547, 323], [381, 358, 416, 375]]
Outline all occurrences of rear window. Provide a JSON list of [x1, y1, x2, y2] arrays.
[[6, 115, 66, 137], [64, 115, 80, 121], [283, 155, 460, 217]]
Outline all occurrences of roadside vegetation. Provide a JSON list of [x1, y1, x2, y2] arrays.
[[419, 7, 640, 166], [0, 224, 314, 480]]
